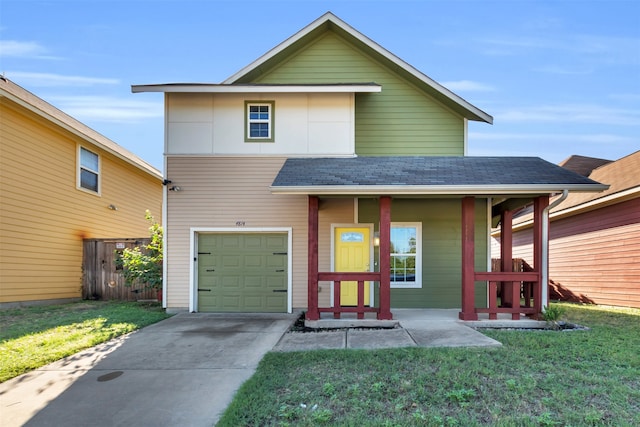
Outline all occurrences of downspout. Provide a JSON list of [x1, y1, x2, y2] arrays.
[[161, 158, 168, 309], [541, 189, 568, 310]]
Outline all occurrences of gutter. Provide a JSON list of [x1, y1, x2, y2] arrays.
[[541, 189, 569, 310], [269, 184, 607, 196]]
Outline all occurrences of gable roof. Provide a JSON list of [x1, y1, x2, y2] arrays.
[[558, 154, 612, 177], [1, 77, 162, 180], [271, 156, 607, 196], [553, 150, 640, 212], [509, 150, 639, 229], [223, 12, 492, 124]]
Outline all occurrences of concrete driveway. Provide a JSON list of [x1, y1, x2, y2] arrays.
[[1, 309, 507, 426], [0, 313, 298, 427]]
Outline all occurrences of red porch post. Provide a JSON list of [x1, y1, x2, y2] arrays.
[[500, 209, 514, 309], [532, 195, 549, 315], [377, 196, 393, 320], [459, 196, 478, 320], [307, 195, 320, 321]]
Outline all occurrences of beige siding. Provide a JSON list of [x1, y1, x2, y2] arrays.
[[165, 157, 310, 310], [0, 98, 162, 304], [166, 92, 355, 156]]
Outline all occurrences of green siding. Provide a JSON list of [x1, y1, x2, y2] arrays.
[[359, 198, 487, 308], [247, 32, 465, 156]]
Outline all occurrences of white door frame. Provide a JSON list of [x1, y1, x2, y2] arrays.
[[189, 227, 293, 313], [330, 223, 375, 307]]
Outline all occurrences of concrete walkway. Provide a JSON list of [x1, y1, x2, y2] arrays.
[[274, 309, 503, 351], [1, 309, 510, 427]]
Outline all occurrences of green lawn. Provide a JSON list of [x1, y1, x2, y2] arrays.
[[0, 300, 170, 382], [218, 303, 640, 427]]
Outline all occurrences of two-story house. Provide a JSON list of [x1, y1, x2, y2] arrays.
[[133, 12, 605, 321], [0, 77, 163, 307]]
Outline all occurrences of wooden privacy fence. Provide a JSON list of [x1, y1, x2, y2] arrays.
[[83, 238, 158, 301]]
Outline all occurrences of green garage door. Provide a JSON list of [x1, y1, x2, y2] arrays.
[[197, 233, 288, 312]]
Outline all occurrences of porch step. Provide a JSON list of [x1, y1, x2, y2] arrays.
[[305, 318, 400, 329]]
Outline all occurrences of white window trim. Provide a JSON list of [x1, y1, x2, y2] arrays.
[[77, 145, 101, 195], [245, 101, 274, 141], [390, 222, 422, 289], [189, 227, 293, 313]]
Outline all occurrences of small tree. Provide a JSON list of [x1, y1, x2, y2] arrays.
[[121, 210, 163, 291]]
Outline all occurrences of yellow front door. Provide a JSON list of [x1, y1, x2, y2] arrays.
[[334, 227, 371, 306]]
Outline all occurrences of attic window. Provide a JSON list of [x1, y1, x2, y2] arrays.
[[78, 146, 100, 194], [245, 101, 274, 142]]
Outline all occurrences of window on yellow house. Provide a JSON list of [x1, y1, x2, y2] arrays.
[[78, 146, 100, 193]]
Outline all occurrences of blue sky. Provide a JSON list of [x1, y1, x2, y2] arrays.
[[2, 0, 638, 171]]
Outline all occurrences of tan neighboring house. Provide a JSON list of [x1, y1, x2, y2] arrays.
[[492, 151, 640, 308], [0, 77, 163, 307]]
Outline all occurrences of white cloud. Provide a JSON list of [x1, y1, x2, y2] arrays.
[[469, 132, 634, 144], [495, 104, 640, 126], [477, 34, 640, 65], [0, 40, 61, 60], [467, 132, 637, 163], [51, 95, 164, 123], [533, 65, 593, 75], [609, 93, 640, 102], [440, 80, 495, 92], [7, 71, 119, 87], [0, 40, 44, 57]]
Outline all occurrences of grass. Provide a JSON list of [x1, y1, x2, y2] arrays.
[[0, 300, 170, 382], [218, 303, 640, 426]]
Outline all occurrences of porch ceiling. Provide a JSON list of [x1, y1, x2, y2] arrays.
[[270, 156, 609, 196]]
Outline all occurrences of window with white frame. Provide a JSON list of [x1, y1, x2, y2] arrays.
[[390, 223, 422, 288], [79, 146, 100, 193], [245, 101, 274, 142]]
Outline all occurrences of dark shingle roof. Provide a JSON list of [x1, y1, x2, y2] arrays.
[[271, 156, 607, 195], [559, 155, 612, 177]]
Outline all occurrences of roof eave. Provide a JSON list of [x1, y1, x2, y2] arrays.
[[1, 83, 162, 180], [270, 184, 609, 196], [131, 83, 382, 93]]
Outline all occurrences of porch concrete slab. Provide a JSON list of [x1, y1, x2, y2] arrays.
[[406, 326, 502, 348], [305, 319, 399, 329], [346, 328, 416, 349], [273, 331, 346, 352], [466, 319, 548, 329], [393, 309, 502, 348]]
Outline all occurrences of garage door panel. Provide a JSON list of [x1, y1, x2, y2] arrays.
[[266, 235, 287, 247], [220, 277, 240, 288], [244, 255, 265, 268], [197, 233, 287, 312], [221, 235, 241, 249], [267, 256, 286, 268]]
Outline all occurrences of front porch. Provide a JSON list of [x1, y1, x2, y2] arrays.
[[305, 195, 550, 323]]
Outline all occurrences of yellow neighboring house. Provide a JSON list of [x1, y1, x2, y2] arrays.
[[0, 77, 162, 307]]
